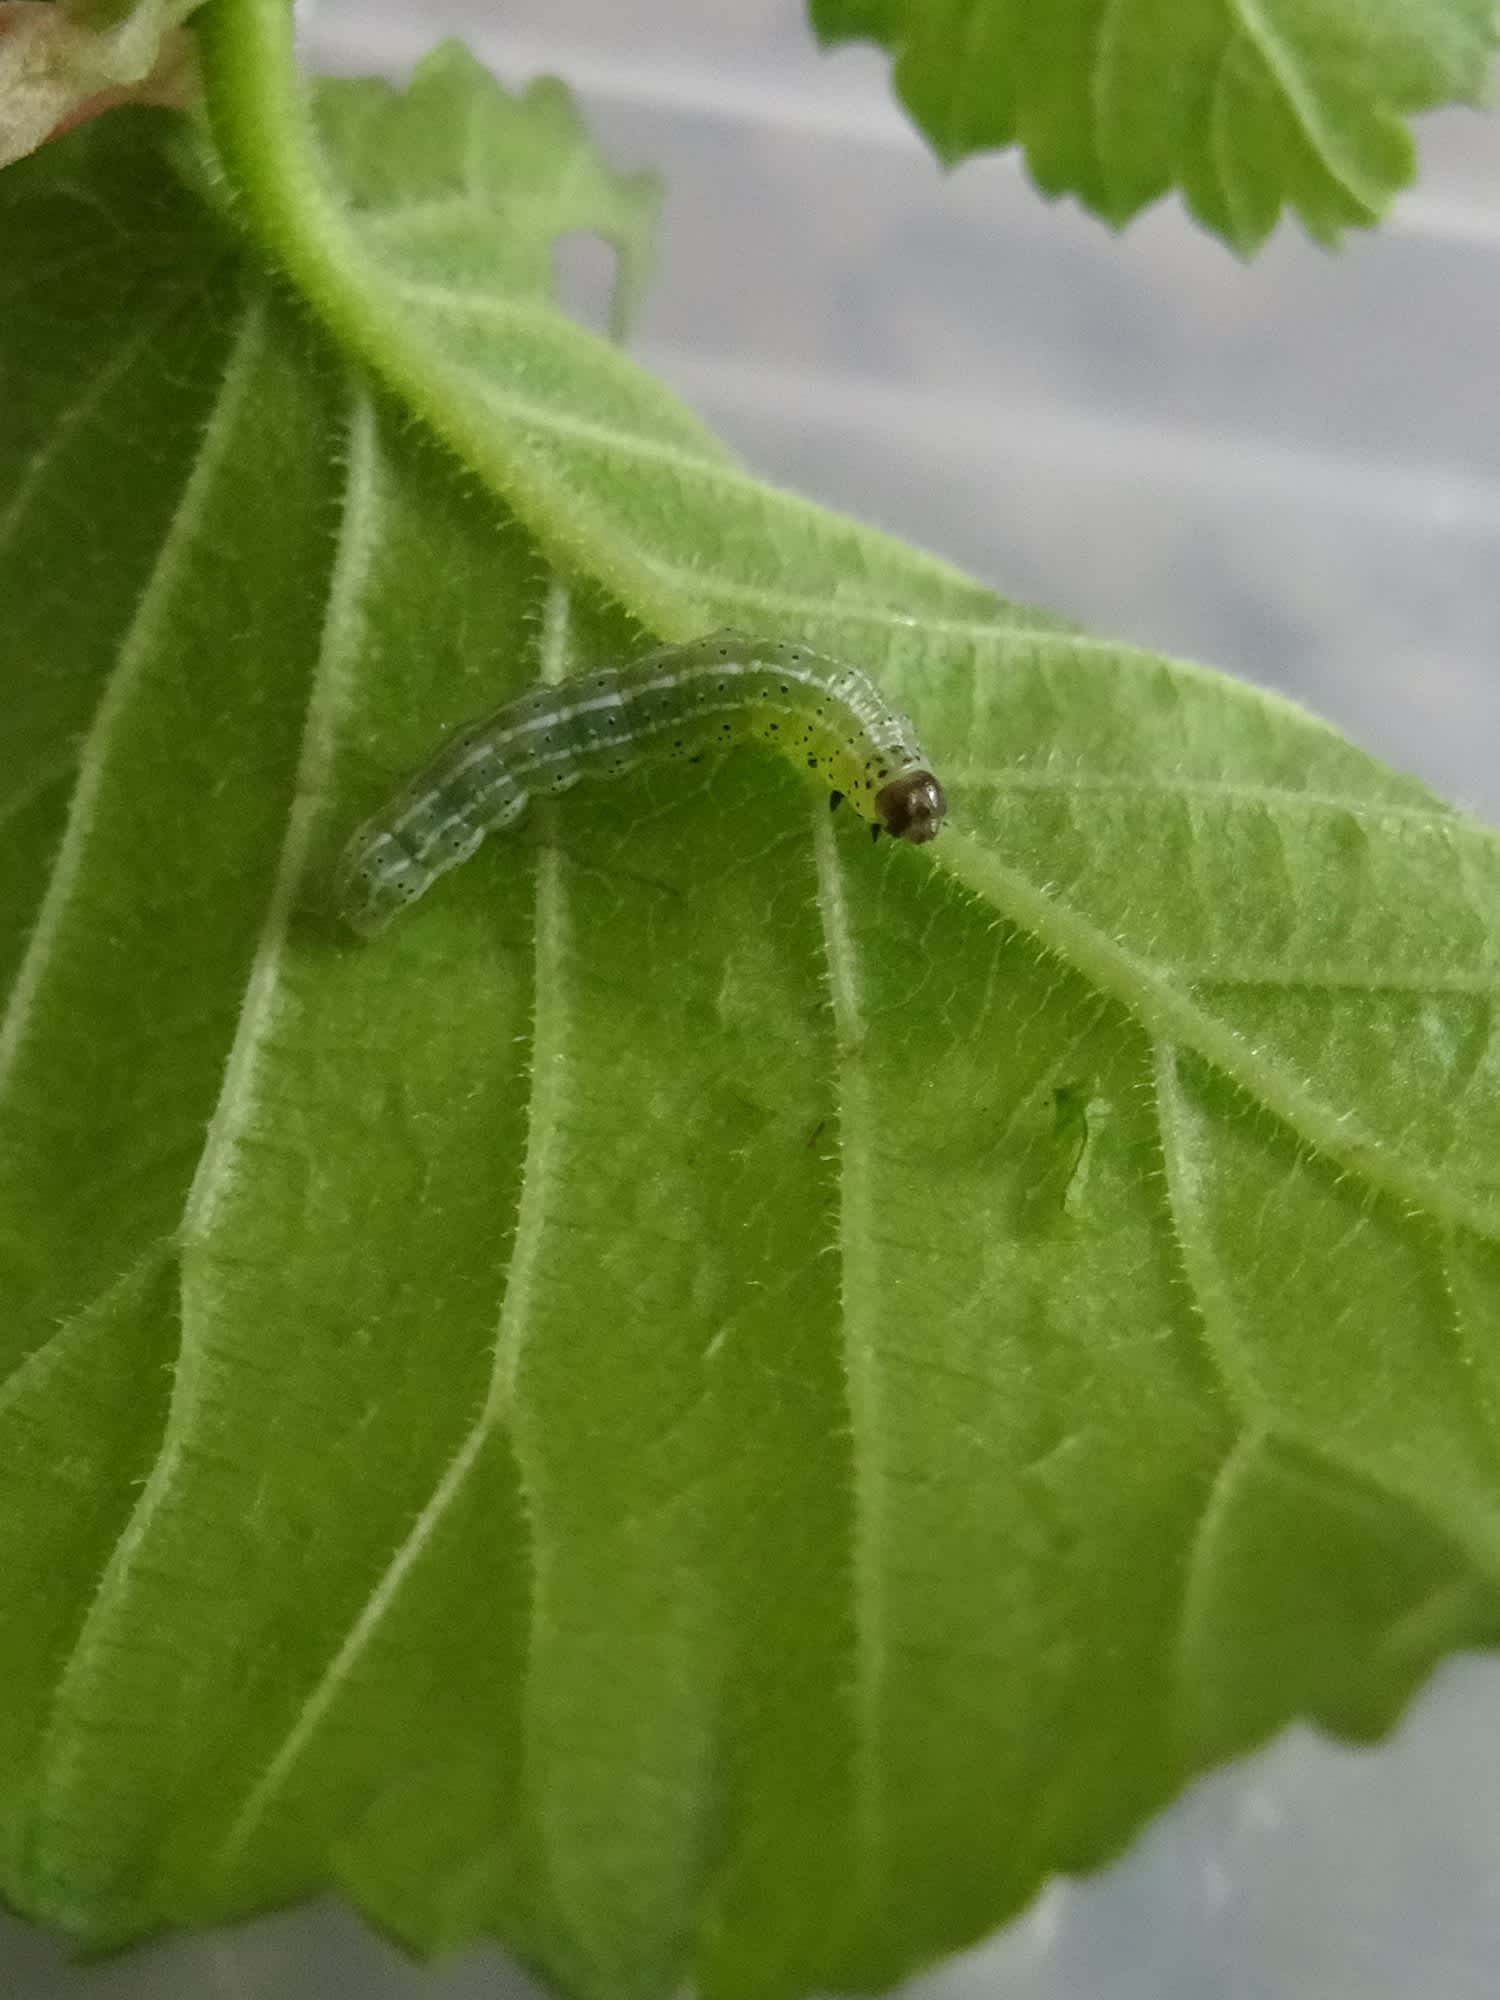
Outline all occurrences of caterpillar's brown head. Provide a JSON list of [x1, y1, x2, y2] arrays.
[[874, 771, 946, 844]]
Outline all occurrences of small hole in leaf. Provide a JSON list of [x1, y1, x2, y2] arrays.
[[551, 231, 621, 335]]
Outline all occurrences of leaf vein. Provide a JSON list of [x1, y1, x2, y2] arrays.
[[811, 805, 886, 1914], [1226, 0, 1383, 212], [955, 768, 1454, 828], [30, 315, 357, 1882], [1186, 969, 1500, 998], [213, 582, 573, 1870], [0, 301, 182, 557], [941, 830, 1500, 1238], [0, 296, 268, 1107]]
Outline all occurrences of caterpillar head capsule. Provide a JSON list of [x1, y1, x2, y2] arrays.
[[874, 771, 946, 844]]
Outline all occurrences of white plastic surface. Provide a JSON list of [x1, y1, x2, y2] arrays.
[[9, 3, 1500, 1994]]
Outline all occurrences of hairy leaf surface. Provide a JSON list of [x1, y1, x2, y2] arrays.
[[3, 29, 1500, 2000]]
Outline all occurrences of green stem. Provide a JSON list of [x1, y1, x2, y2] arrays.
[[196, 0, 357, 331], [193, 0, 714, 635]]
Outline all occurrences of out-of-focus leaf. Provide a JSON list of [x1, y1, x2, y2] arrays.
[[810, 0, 1500, 250]]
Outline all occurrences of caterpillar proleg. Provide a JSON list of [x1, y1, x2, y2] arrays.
[[334, 630, 946, 935]]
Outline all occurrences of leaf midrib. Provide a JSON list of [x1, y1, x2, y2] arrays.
[[1226, 0, 1385, 209]]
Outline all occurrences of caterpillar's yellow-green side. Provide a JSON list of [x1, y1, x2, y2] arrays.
[[333, 630, 947, 936]]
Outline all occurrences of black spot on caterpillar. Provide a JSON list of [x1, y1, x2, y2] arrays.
[[334, 630, 946, 935]]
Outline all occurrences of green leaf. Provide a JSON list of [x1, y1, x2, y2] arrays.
[[809, 0, 1500, 251], [196, 5, 1035, 646], [312, 49, 663, 340], [4, 28, 1500, 2000]]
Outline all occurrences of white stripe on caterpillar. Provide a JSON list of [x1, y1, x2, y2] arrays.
[[334, 630, 946, 935]]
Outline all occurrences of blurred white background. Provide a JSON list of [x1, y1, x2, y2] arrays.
[[9, 2, 1500, 1994]]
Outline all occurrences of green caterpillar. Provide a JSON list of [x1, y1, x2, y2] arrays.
[[334, 630, 946, 935]]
